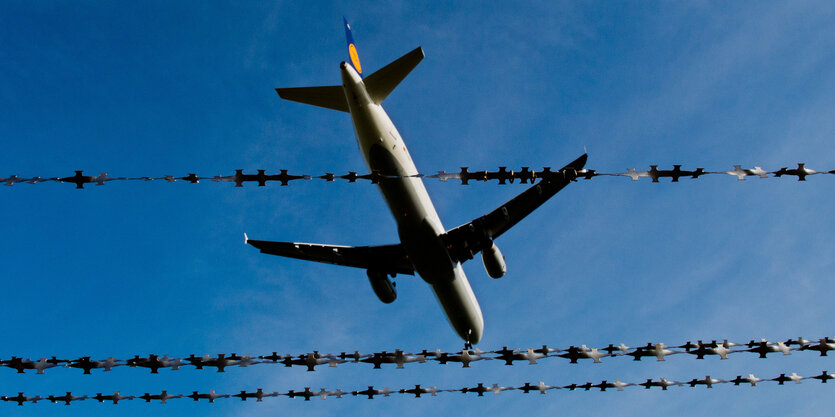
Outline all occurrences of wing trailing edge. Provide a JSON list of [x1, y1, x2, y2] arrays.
[[246, 239, 414, 275]]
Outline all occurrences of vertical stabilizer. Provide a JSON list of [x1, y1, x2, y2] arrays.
[[344, 17, 362, 75]]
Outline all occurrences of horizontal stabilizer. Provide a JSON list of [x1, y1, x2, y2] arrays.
[[363, 47, 424, 104], [275, 85, 349, 112]]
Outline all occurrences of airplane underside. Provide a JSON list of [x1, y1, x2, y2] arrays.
[[247, 24, 587, 345]]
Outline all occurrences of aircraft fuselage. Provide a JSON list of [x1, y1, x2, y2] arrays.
[[339, 62, 484, 344]]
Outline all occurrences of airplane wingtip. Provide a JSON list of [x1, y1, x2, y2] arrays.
[[244, 233, 249, 245]]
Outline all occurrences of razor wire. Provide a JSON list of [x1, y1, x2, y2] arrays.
[[1, 368, 832, 406], [2, 337, 832, 375], [0, 163, 831, 188]]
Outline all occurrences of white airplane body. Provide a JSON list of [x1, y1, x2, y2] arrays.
[[339, 57, 484, 344], [247, 20, 586, 346]]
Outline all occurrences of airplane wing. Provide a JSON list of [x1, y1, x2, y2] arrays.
[[442, 154, 587, 264], [246, 239, 414, 275]]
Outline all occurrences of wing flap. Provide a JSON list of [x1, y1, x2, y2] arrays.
[[247, 239, 414, 275]]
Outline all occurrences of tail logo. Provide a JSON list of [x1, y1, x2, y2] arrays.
[[344, 17, 362, 75], [348, 43, 362, 74]]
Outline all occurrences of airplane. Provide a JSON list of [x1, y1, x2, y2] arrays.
[[245, 18, 587, 347]]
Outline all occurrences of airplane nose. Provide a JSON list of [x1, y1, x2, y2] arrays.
[[340, 61, 348, 69]]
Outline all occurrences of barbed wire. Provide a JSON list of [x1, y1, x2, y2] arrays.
[[0, 163, 831, 188], [2, 337, 831, 375], [1, 368, 831, 405]]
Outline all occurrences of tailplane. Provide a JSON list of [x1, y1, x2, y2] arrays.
[[364, 47, 424, 104], [275, 85, 348, 112], [275, 19, 424, 111]]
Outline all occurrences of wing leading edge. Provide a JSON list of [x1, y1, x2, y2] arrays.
[[441, 153, 587, 264], [246, 239, 414, 276]]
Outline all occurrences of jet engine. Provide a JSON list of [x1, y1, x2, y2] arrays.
[[481, 242, 506, 279], [367, 270, 397, 303]]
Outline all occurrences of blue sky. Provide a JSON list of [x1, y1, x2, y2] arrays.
[[2, 1, 835, 415]]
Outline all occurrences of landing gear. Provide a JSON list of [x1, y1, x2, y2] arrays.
[[464, 329, 473, 350]]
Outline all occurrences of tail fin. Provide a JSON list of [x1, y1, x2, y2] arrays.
[[276, 19, 423, 111], [344, 17, 362, 75]]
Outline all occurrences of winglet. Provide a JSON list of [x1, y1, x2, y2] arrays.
[[244, 233, 249, 245], [343, 17, 362, 75]]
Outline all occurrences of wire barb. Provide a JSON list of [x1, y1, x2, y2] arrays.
[[2, 163, 831, 189]]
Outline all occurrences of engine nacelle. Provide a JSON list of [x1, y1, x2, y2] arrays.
[[481, 242, 506, 279], [367, 270, 397, 303]]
